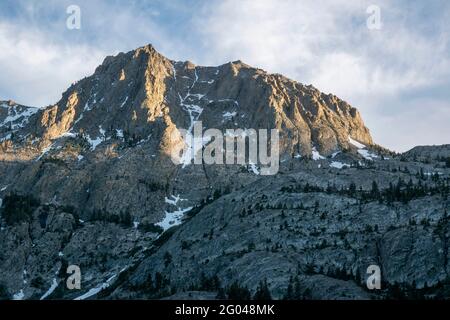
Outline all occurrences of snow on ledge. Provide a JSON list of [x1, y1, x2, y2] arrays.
[[156, 206, 193, 231], [330, 161, 350, 169], [165, 194, 186, 206], [74, 274, 116, 300], [40, 278, 58, 300], [248, 161, 260, 175], [348, 136, 378, 160], [348, 137, 366, 149], [358, 149, 378, 161], [312, 147, 325, 160], [13, 289, 25, 300]]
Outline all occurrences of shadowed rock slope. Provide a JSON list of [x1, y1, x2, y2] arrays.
[[0, 45, 448, 300]]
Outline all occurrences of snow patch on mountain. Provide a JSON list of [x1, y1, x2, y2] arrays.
[[248, 162, 260, 175], [156, 206, 193, 231], [348, 137, 366, 149], [312, 147, 325, 160], [165, 194, 187, 206], [40, 278, 58, 300], [13, 289, 25, 300], [0, 133, 11, 142], [0, 102, 38, 130], [223, 111, 237, 122], [358, 149, 378, 161], [349, 136, 378, 160], [86, 135, 103, 150], [330, 161, 349, 169], [74, 274, 116, 300], [119, 96, 128, 108], [36, 143, 56, 161], [86, 126, 107, 150]]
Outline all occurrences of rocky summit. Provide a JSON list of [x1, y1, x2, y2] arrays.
[[0, 44, 449, 300]]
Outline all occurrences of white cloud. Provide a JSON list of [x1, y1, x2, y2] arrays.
[[0, 1, 189, 107], [199, 0, 450, 96], [371, 98, 450, 152], [0, 0, 449, 151], [196, 0, 450, 151], [0, 22, 106, 107]]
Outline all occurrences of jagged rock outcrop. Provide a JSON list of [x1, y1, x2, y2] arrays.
[[0, 44, 377, 221], [0, 45, 448, 300], [2, 44, 373, 158]]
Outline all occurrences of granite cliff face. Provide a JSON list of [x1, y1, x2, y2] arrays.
[[0, 45, 449, 300], [1, 44, 373, 159], [0, 44, 375, 223]]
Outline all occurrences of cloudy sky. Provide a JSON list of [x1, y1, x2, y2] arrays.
[[0, 0, 449, 152]]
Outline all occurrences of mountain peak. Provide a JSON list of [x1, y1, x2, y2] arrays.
[[1, 44, 373, 162], [3, 44, 447, 302]]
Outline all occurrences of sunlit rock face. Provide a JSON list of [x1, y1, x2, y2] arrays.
[[1, 44, 373, 159], [0, 44, 376, 218], [0, 44, 448, 301]]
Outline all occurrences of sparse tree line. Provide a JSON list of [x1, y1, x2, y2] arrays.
[[129, 270, 274, 300], [125, 267, 325, 300], [406, 154, 450, 167], [0, 192, 136, 229], [0, 193, 40, 226], [280, 175, 448, 205], [72, 127, 146, 149], [90, 208, 133, 227], [349, 177, 448, 204]]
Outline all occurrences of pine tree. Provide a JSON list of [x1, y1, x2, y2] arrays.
[[283, 276, 303, 300], [348, 182, 356, 196], [216, 287, 226, 299], [253, 279, 272, 300], [163, 252, 172, 268], [420, 168, 425, 180], [313, 201, 319, 214], [226, 281, 251, 300], [371, 181, 380, 199], [284, 277, 294, 300], [0, 282, 10, 300], [120, 210, 132, 227]]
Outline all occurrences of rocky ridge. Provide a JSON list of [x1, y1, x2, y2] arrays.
[[0, 45, 448, 300]]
